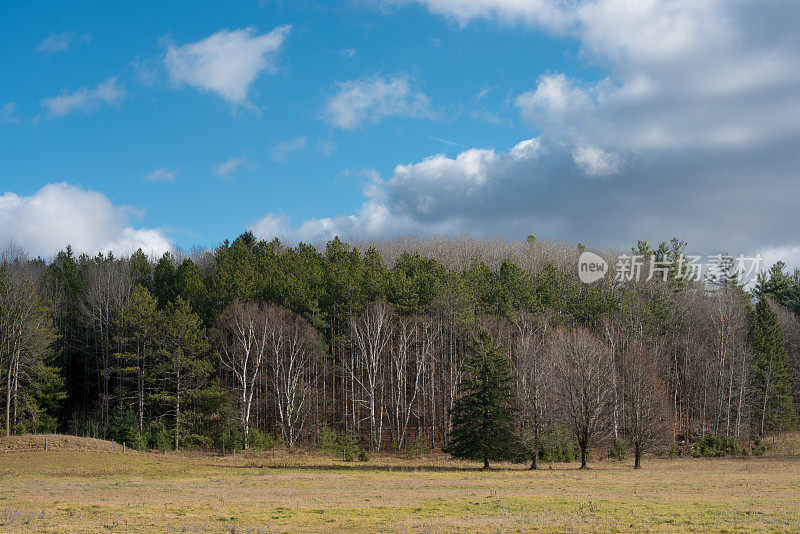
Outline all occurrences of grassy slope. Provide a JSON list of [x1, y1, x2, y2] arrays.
[[0, 435, 799, 533]]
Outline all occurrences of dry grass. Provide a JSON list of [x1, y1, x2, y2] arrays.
[[1, 435, 799, 533], [0, 433, 135, 453]]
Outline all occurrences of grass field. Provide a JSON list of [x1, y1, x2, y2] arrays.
[[1, 435, 799, 533]]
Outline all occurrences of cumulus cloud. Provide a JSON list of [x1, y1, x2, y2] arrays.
[[270, 137, 307, 161], [38, 31, 90, 54], [0, 183, 171, 258], [758, 245, 800, 273], [214, 155, 253, 178], [324, 75, 433, 129], [283, 0, 796, 262], [145, 167, 177, 181], [41, 77, 126, 118], [165, 26, 290, 105]]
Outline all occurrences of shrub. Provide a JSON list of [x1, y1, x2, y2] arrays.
[[107, 408, 146, 450], [248, 428, 276, 450], [608, 437, 628, 460], [357, 449, 370, 462], [537, 424, 580, 463], [751, 436, 767, 456], [146, 421, 172, 451], [318, 426, 359, 461], [320, 426, 339, 455], [407, 434, 429, 459], [690, 435, 746, 457]]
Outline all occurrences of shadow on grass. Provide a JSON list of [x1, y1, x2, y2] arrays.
[[209, 461, 607, 473]]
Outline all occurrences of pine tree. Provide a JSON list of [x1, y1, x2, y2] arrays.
[[444, 330, 518, 469], [154, 297, 211, 450], [749, 297, 796, 435]]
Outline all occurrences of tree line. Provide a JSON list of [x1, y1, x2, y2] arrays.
[[0, 233, 797, 466]]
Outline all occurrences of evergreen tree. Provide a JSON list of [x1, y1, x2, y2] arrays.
[[153, 297, 211, 449], [153, 253, 176, 307], [749, 297, 796, 435], [444, 330, 518, 469], [755, 262, 800, 316]]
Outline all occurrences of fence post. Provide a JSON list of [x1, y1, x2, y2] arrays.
[[123, 442, 126, 455]]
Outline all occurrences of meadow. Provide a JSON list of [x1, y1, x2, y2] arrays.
[[1, 435, 799, 533]]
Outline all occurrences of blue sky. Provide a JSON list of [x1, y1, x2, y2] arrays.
[[2, 1, 800, 268]]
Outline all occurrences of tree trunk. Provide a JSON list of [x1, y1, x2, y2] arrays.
[[580, 446, 588, 469], [5, 357, 12, 436], [174, 367, 180, 451], [634, 442, 642, 469], [483, 458, 490, 470], [530, 453, 538, 470]]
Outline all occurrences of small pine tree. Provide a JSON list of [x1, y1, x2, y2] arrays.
[[444, 330, 519, 469], [749, 298, 796, 435]]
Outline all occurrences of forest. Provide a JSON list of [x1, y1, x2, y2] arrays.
[[1, 233, 798, 467]]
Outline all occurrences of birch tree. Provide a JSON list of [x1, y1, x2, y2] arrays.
[[349, 300, 394, 451], [265, 304, 321, 447], [215, 301, 269, 449]]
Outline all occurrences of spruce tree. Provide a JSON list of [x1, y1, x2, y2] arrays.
[[750, 297, 796, 435], [444, 330, 518, 469]]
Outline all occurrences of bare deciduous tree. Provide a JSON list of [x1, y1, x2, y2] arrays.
[[549, 328, 614, 469], [349, 300, 394, 451], [388, 316, 432, 449], [1, 244, 55, 436], [265, 304, 321, 447], [513, 312, 550, 469], [216, 301, 269, 449], [620, 341, 672, 468]]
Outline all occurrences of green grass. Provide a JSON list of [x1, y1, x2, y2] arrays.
[[0, 435, 799, 532]]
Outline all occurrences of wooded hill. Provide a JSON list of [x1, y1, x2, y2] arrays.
[[1, 233, 798, 465]]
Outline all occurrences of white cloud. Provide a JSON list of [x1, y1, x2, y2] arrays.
[[270, 137, 307, 161], [572, 146, 620, 176], [324, 75, 433, 129], [214, 155, 253, 178], [314, 0, 799, 260], [755, 244, 800, 273], [38, 31, 90, 54], [1, 102, 21, 124], [250, 139, 545, 244], [41, 77, 126, 118], [145, 167, 178, 181], [388, 0, 573, 29], [0, 183, 171, 258], [165, 26, 290, 105]]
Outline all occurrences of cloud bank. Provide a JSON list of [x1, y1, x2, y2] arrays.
[[0, 183, 171, 258], [252, 0, 800, 263]]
